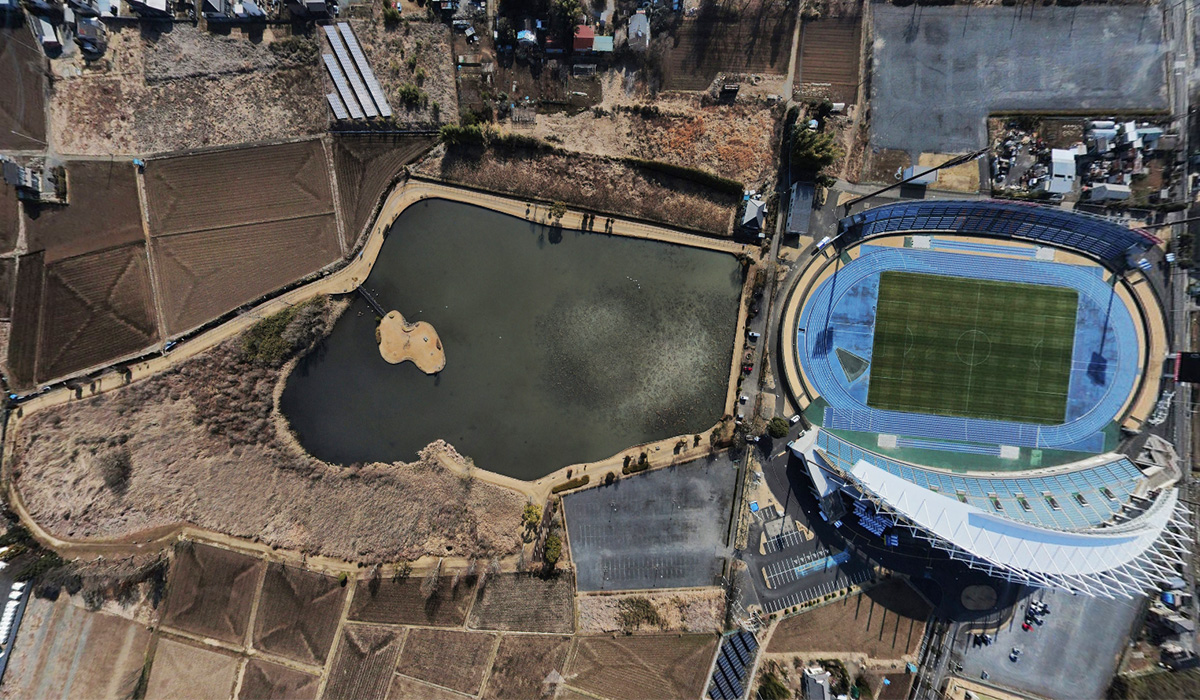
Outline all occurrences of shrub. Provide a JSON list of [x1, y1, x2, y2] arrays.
[[758, 672, 791, 700], [241, 298, 328, 367], [617, 597, 662, 630], [268, 36, 319, 65], [543, 533, 562, 567], [768, 417, 790, 439], [522, 503, 542, 529], [551, 475, 589, 493], [97, 447, 132, 493], [397, 83, 425, 107], [337, 572, 349, 587]]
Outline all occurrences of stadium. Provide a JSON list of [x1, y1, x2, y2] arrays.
[[781, 200, 1192, 598]]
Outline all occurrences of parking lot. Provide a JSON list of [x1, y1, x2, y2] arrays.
[[951, 589, 1141, 699], [871, 4, 1167, 152], [563, 456, 738, 591]]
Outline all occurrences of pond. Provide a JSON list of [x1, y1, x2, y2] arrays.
[[280, 198, 743, 480]]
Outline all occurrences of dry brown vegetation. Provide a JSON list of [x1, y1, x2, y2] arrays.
[[469, 572, 575, 634], [659, 0, 797, 91], [49, 25, 324, 155], [418, 146, 738, 235], [390, 674, 469, 700], [578, 588, 726, 634], [160, 542, 263, 645], [11, 313, 525, 562], [324, 624, 405, 700], [349, 574, 475, 627], [332, 135, 438, 248], [252, 562, 346, 665], [396, 628, 498, 695], [238, 659, 320, 700], [145, 637, 241, 700], [0, 23, 47, 151], [566, 634, 720, 700], [350, 19, 459, 127], [483, 634, 573, 700]]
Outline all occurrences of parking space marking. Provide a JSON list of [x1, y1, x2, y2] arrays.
[[762, 529, 806, 554], [761, 569, 873, 614]]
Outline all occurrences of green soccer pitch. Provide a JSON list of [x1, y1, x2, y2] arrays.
[[866, 271, 1080, 425]]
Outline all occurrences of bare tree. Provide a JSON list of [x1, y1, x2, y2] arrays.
[[420, 558, 443, 600]]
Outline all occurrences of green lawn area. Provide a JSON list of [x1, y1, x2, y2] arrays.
[[867, 271, 1078, 425]]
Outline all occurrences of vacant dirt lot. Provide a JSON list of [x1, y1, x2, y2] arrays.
[[49, 25, 324, 155], [0, 596, 151, 700], [238, 658, 320, 700], [0, 22, 47, 151], [661, 0, 797, 91], [578, 588, 726, 634], [396, 628, 498, 695], [470, 572, 575, 634], [483, 634, 573, 700], [160, 542, 264, 645], [12, 332, 525, 562], [419, 147, 738, 235], [796, 17, 862, 104], [324, 623, 405, 700], [252, 562, 346, 665], [767, 579, 931, 661], [333, 134, 437, 249], [145, 637, 241, 700], [566, 634, 720, 700], [350, 19, 458, 127], [349, 574, 475, 627]]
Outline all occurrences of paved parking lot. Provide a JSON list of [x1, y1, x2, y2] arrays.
[[871, 4, 1167, 152], [563, 456, 738, 591], [951, 589, 1141, 699]]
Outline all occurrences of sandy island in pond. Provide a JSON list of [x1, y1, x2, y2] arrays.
[[378, 310, 445, 372]]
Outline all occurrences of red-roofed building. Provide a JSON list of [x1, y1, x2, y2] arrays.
[[573, 24, 594, 51]]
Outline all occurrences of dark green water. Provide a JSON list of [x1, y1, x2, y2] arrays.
[[280, 199, 742, 480]]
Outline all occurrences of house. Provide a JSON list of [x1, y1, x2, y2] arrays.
[[1089, 183, 1131, 201], [203, 0, 266, 22], [1039, 148, 1076, 195], [573, 23, 593, 51], [286, 0, 329, 17], [32, 16, 61, 52], [901, 165, 937, 186], [127, 0, 171, 16], [74, 16, 107, 54], [628, 10, 649, 51], [787, 182, 814, 235], [741, 196, 766, 235], [592, 35, 613, 52], [803, 667, 832, 700]]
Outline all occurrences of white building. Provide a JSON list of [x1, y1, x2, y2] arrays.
[[1040, 149, 1077, 195]]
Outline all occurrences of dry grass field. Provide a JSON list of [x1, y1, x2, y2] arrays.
[[661, 0, 797, 91], [252, 562, 346, 666], [0, 596, 151, 700], [389, 673, 471, 700], [767, 579, 931, 661], [237, 658, 320, 700], [332, 135, 437, 249], [351, 19, 459, 127], [324, 623, 405, 700], [145, 637, 241, 700], [160, 543, 264, 645], [396, 628, 498, 695], [349, 575, 475, 627], [0, 22, 47, 151], [469, 573, 575, 634], [482, 634, 572, 700], [566, 634, 720, 700], [577, 589, 726, 634], [795, 17, 863, 104]]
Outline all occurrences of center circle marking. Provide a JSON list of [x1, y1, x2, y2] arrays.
[[956, 330, 991, 367]]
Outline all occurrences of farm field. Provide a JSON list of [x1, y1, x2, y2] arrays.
[[0, 596, 151, 700], [389, 673, 471, 700], [0, 258, 14, 319], [237, 658, 320, 700], [324, 623, 405, 700], [868, 271, 1078, 424], [795, 17, 862, 104], [482, 634, 572, 700], [396, 628, 498, 695], [469, 573, 575, 634], [767, 579, 932, 660], [24, 159, 145, 261], [252, 562, 346, 666], [661, 0, 797, 91], [349, 575, 475, 627], [0, 180, 18, 255], [145, 637, 241, 700], [566, 634, 720, 700], [160, 543, 264, 645], [0, 23, 47, 151], [332, 135, 437, 249], [8, 251, 44, 386]]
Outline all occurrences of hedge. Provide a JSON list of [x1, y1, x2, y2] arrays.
[[551, 475, 590, 493]]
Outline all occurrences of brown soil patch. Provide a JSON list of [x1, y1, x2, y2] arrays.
[[332, 134, 438, 249], [11, 334, 525, 562], [8, 251, 44, 387], [396, 628, 498, 696], [0, 180, 18, 255], [796, 17, 863, 104], [160, 542, 264, 645], [0, 596, 151, 700], [577, 588, 726, 634], [469, 572, 575, 634], [24, 160, 144, 262], [860, 148, 910, 186], [916, 152, 981, 193], [0, 22, 47, 150], [390, 674, 470, 700], [237, 658, 319, 700], [482, 634, 572, 700], [349, 20, 459, 128], [324, 623, 405, 700], [145, 637, 241, 700], [767, 579, 931, 661], [566, 634, 720, 700], [252, 562, 347, 665], [349, 574, 475, 627], [418, 147, 738, 235], [661, 0, 797, 91], [378, 310, 444, 372], [0, 258, 14, 320]]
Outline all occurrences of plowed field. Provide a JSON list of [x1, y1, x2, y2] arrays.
[[566, 634, 719, 700], [483, 634, 572, 700], [160, 543, 264, 645], [0, 180, 18, 255], [324, 624, 405, 700], [395, 628, 498, 695], [662, 0, 796, 91], [348, 575, 474, 627], [469, 573, 575, 634], [332, 135, 437, 249], [237, 659, 319, 700], [24, 159, 144, 262], [252, 563, 346, 666], [796, 17, 862, 104], [0, 22, 47, 151], [145, 638, 240, 700]]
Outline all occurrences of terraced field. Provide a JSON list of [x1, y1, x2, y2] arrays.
[[160, 543, 264, 645], [395, 628, 498, 695], [566, 634, 720, 700], [252, 563, 346, 666], [324, 624, 405, 700]]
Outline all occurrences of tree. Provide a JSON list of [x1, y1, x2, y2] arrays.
[[550, 0, 583, 46], [522, 503, 542, 530], [768, 417, 790, 439], [420, 558, 442, 599], [496, 15, 516, 45], [543, 533, 562, 568], [789, 124, 842, 176], [549, 201, 567, 221], [392, 561, 413, 582]]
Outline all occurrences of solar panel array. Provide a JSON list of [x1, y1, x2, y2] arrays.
[[325, 92, 350, 121], [323, 24, 377, 118], [839, 200, 1158, 264], [322, 53, 365, 119], [337, 23, 393, 118], [707, 630, 758, 700]]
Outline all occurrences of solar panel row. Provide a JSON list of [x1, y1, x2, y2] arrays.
[[322, 24, 380, 119], [337, 22, 393, 118], [707, 631, 758, 700]]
